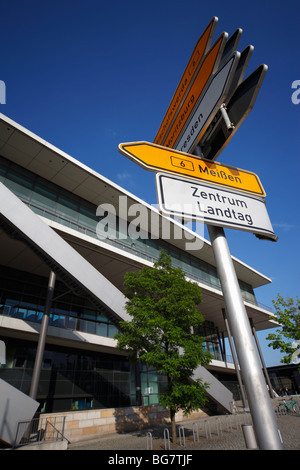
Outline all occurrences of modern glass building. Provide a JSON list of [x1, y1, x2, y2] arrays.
[[0, 113, 278, 417]]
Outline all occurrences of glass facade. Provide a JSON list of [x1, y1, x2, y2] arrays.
[[0, 154, 261, 413], [140, 365, 168, 406], [0, 264, 225, 413], [198, 320, 223, 361], [0, 335, 169, 413], [0, 155, 258, 306], [0, 266, 168, 413], [0, 266, 119, 339], [0, 338, 136, 412], [0, 266, 225, 363]]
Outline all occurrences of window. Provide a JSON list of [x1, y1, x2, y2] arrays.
[[78, 203, 97, 230], [30, 181, 57, 210], [4, 166, 33, 199], [198, 321, 222, 361], [56, 194, 79, 221], [0, 266, 119, 339]]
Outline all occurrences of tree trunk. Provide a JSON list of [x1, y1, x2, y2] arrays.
[[170, 408, 176, 443]]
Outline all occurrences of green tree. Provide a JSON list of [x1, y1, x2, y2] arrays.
[[266, 294, 300, 365], [115, 250, 211, 442]]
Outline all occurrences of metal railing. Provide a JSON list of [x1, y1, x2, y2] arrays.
[[147, 411, 252, 449], [14, 415, 68, 448]]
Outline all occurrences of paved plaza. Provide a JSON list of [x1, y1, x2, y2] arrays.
[[68, 413, 299, 451]]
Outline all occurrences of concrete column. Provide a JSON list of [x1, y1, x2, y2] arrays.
[[222, 308, 247, 408], [250, 318, 275, 398], [29, 271, 56, 401]]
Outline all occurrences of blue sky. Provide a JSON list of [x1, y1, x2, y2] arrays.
[[1, 0, 299, 366]]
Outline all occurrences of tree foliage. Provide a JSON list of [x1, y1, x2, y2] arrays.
[[266, 294, 300, 365], [115, 251, 211, 440]]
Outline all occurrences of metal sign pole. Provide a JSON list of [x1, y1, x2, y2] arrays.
[[207, 224, 283, 450]]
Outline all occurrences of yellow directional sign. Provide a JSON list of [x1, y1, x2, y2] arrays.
[[118, 141, 266, 197]]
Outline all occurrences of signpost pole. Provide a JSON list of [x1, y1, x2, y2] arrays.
[[207, 224, 283, 450]]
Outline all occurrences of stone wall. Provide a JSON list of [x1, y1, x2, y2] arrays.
[[41, 405, 208, 443]]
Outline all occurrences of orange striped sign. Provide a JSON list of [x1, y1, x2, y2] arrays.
[[162, 33, 227, 149], [154, 17, 218, 146]]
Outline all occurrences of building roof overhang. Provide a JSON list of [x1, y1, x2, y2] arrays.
[[0, 113, 271, 290]]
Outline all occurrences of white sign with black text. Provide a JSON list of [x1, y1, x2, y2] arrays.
[[156, 173, 277, 241], [175, 52, 239, 154]]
